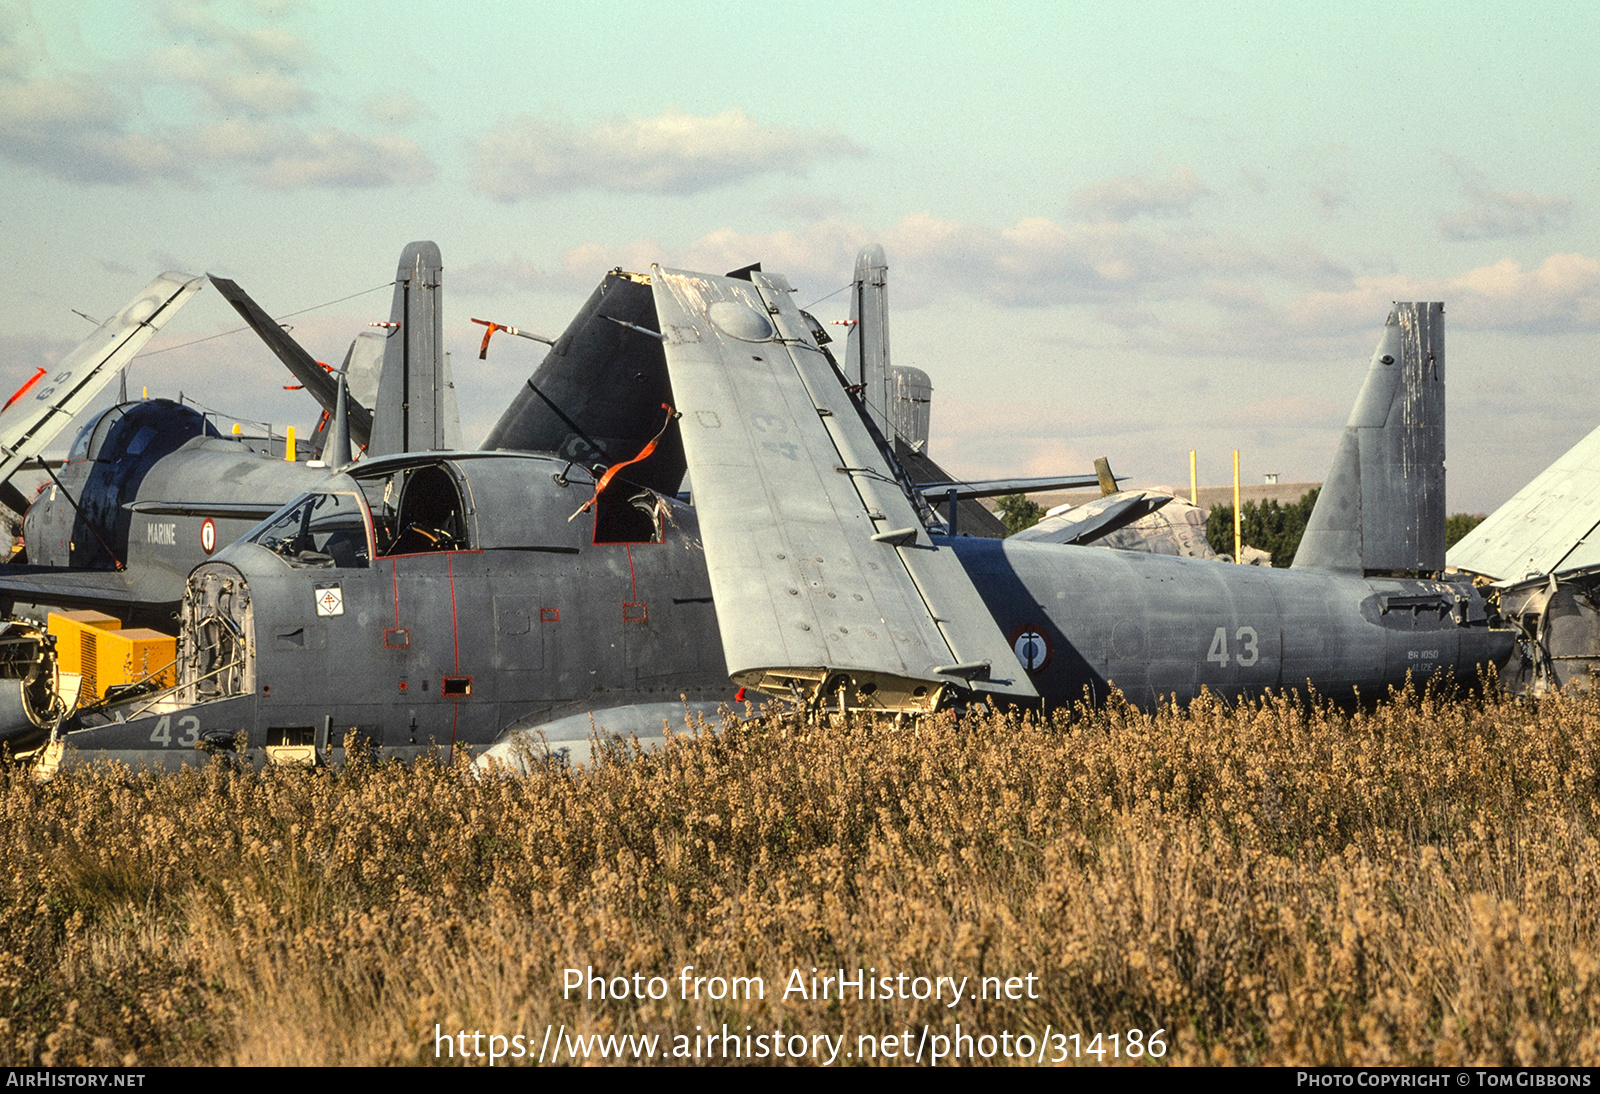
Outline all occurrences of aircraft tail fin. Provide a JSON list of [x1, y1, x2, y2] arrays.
[[324, 373, 354, 468], [845, 245, 892, 442], [1293, 302, 1445, 575], [890, 365, 931, 456], [370, 241, 446, 456]]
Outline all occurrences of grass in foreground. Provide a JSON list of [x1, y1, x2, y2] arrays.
[[4, 683, 1600, 1066]]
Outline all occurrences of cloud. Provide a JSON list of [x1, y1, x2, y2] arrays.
[[469, 107, 865, 201], [251, 126, 434, 189], [0, 3, 435, 189], [1309, 184, 1348, 215], [457, 210, 1600, 373], [1068, 166, 1210, 222], [770, 191, 845, 222], [155, 1, 314, 71], [0, 76, 193, 182], [0, 4, 42, 79], [1438, 184, 1573, 242], [363, 89, 429, 127], [1291, 253, 1600, 336], [133, 2, 317, 117], [460, 212, 1356, 315], [0, 332, 78, 382], [1436, 156, 1573, 242]]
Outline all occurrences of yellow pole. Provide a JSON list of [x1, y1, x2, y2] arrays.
[[285, 425, 296, 462], [1189, 449, 1198, 505], [1232, 449, 1242, 563]]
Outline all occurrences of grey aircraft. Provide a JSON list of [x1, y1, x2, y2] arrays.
[[0, 242, 457, 629], [0, 254, 1526, 772], [1446, 417, 1600, 692]]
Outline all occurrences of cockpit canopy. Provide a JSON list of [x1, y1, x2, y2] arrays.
[[246, 488, 374, 569], [242, 461, 476, 568], [68, 400, 221, 466]]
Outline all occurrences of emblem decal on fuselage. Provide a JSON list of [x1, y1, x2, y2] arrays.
[[314, 582, 344, 617], [1010, 626, 1051, 673]]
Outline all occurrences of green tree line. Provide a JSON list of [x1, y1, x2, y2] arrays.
[[1205, 490, 1487, 566], [995, 488, 1487, 566]]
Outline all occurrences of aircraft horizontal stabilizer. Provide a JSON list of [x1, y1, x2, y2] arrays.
[[915, 473, 1104, 502], [0, 272, 203, 488], [651, 265, 1037, 712], [1010, 491, 1172, 546]]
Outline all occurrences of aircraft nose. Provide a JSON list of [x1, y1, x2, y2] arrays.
[[180, 562, 254, 704]]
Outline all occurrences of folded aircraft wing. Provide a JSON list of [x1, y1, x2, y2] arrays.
[[1448, 422, 1600, 582], [0, 272, 203, 485], [208, 275, 374, 447], [650, 265, 1037, 711]]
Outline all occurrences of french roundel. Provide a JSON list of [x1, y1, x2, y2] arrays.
[[1010, 626, 1051, 673], [200, 518, 217, 555]]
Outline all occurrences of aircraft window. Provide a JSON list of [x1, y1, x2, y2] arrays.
[[68, 417, 98, 462], [380, 464, 469, 556], [83, 406, 128, 461], [124, 425, 159, 457], [248, 491, 372, 569]]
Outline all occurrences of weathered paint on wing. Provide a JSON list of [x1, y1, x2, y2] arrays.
[[0, 272, 203, 484], [915, 473, 1103, 502], [845, 245, 893, 442], [651, 265, 1036, 708], [1011, 491, 1174, 547], [1447, 421, 1600, 582]]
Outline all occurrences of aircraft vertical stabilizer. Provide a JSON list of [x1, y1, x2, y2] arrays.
[[440, 350, 462, 449], [845, 245, 892, 442], [1294, 303, 1445, 575], [481, 271, 685, 495], [325, 373, 353, 468], [891, 365, 932, 454], [370, 241, 446, 456]]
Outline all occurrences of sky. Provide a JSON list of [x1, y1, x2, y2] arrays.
[[0, 0, 1595, 513]]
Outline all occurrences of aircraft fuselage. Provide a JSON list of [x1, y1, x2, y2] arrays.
[[46, 452, 1516, 769]]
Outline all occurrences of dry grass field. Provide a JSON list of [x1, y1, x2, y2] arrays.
[[4, 680, 1600, 1066]]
